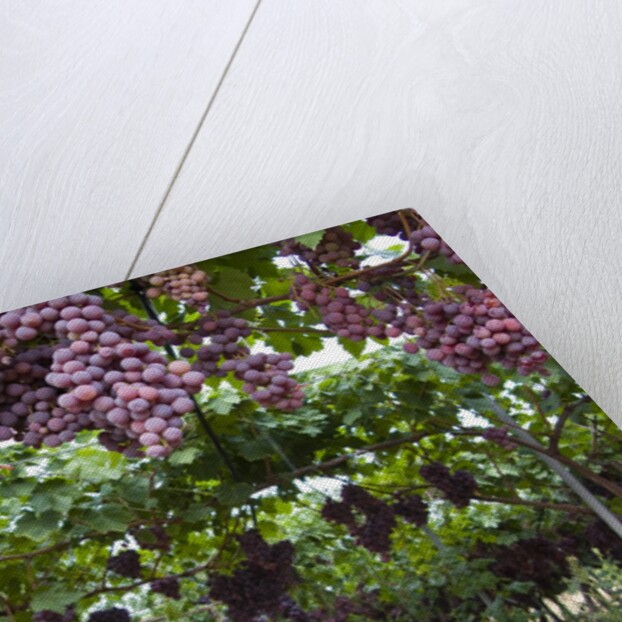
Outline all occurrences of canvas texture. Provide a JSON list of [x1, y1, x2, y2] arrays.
[[0, 209, 619, 622]]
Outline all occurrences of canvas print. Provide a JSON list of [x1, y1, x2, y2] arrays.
[[0, 209, 620, 622]]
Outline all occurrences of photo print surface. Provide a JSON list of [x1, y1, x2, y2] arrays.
[[0, 209, 620, 622]]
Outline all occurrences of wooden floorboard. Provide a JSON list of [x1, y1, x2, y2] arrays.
[[0, 0, 257, 311]]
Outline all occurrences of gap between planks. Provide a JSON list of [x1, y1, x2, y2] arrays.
[[125, 0, 265, 280]]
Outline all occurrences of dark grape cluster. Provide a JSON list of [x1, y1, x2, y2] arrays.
[[106, 549, 142, 578], [393, 493, 429, 526], [88, 608, 132, 622], [322, 485, 397, 557], [145, 264, 209, 309], [33, 609, 75, 622], [322, 485, 430, 557], [0, 344, 79, 446], [220, 352, 303, 411], [0, 293, 202, 457], [420, 462, 477, 508], [586, 517, 622, 562], [54, 348, 201, 458], [151, 576, 182, 599], [486, 537, 571, 596], [208, 530, 298, 622], [280, 227, 362, 269], [406, 286, 548, 384], [482, 426, 517, 450], [321, 498, 357, 529]]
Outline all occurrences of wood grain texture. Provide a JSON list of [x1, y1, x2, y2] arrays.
[[134, 0, 622, 424], [0, 0, 257, 312]]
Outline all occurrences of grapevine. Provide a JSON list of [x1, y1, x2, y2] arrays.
[[150, 576, 182, 600]]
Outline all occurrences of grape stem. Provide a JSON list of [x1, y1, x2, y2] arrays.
[[549, 395, 591, 451], [0, 540, 73, 563], [260, 431, 428, 485], [205, 287, 246, 304], [474, 494, 592, 515], [459, 427, 622, 498], [486, 396, 622, 539]]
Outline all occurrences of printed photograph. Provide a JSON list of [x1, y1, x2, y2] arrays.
[[0, 209, 620, 621]]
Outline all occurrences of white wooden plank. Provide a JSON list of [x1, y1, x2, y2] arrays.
[[133, 0, 622, 424], [0, 0, 257, 312]]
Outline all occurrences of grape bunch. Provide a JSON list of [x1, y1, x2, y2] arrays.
[[371, 302, 424, 341], [145, 264, 209, 309], [322, 485, 397, 557], [409, 224, 463, 264], [88, 608, 132, 622], [486, 537, 571, 596], [0, 293, 202, 457], [405, 286, 548, 384], [290, 270, 546, 384], [322, 485, 431, 556], [482, 426, 517, 450], [180, 311, 252, 378], [354, 503, 398, 557], [106, 549, 142, 578], [586, 517, 622, 562], [280, 227, 362, 269], [292, 274, 385, 341], [151, 576, 182, 599], [220, 352, 303, 411], [393, 493, 429, 527], [34, 610, 75, 622], [208, 530, 298, 622], [420, 462, 477, 508], [50, 344, 202, 458]]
